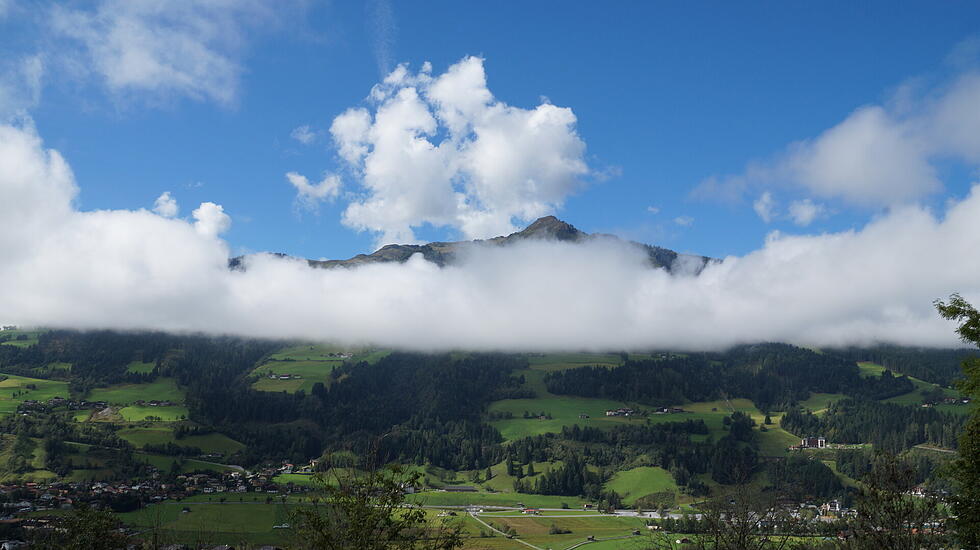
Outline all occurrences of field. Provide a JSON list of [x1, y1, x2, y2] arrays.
[[251, 344, 390, 394], [87, 377, 184, 405], [118, 499, 653, 549], [857, 362, 968, 413], [0, 330, 43, 348], [406, 490, 589, 509], [604, 467, 677, 504], [489, 355, 801, 458], [126, 361, 156, 374], [120, 501, 294, 546], [0, 374, 70, 415], [0, 435, 57, 482], [118, 405, 189, 421], [488, 361, 642, 441], [134, 453, 240, 474], [117, 426, 244, 455], [798, 393, 844, 414]]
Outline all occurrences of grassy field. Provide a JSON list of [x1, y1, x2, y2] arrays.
[[251, 345, 390, 394], [857, 362, 968, 413], [489, 355, 799, 457], [488, 367, 642, 441], [117, 426, 244, 455], [87, 377, 184, 405], [0, 330, 43, 348], [604, 467, 677, 504], [120, 501, 294, 546], [134, 453, 239, 474], [118, 405, 189, 421], [0, 374, 70, 415], [405, 490, 590, 509], [472, 514, 648, 549], [0, 435, 57, 483], [119, 500, 649, 549], [798, 393, 845, 414], [126, 361, 156, 374]]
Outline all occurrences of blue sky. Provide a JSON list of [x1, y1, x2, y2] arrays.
[[4, 1, 980, 260], [4, 1, 980, 349]]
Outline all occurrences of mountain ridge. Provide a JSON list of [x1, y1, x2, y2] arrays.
[[231, 216, 712, 273]]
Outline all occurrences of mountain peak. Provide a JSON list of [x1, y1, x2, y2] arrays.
[[511, 216, 583, 241]]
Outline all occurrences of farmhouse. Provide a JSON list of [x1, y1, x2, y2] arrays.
[[605, 408, 636, 417], [800, 437, 826, 449]]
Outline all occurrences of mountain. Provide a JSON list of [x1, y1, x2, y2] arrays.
[[231, 216, 712, 273]]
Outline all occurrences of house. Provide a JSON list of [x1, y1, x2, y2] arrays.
[[820, 500, 841, 515], [578, 413, 589, 419], [605, 408, 636, 417], [800, 437, 826, 449]]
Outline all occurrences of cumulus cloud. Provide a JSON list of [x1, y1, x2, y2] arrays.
[[49, 0, 290, 105], [329, 56, 591, 245], [753, 191, 776, 223], [788, 199, 825, 227], [290, 125, 317, 145], [699, 68, 980, 208], [674, 216, 694, 227], [286, 171, 341, 209], [192, 201, 231, 237], [152, 191, 179, 218], [3, 122, 980, 350]]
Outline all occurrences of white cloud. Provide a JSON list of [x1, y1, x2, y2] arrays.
[[290, 125, 317, 145], [153, 191, 178, 218], [700, 68, 980, 208], [788, 199, 825, 227], [330, 56, 591, 245], [646, 206, 660, 214], [782, 106, 937, 205], [192, 201, 231, 237], [753, 191, 775, 223], [286, 171, 341, 209], [674, 216, 694, 227], [4, 122, 980, 350], [49, 0, 288, 105], [0, 55, 44, 118]]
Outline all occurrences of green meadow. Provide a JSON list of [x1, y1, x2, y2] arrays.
[[604, 466, 678, 504], [487, 355, 800, 457], [0, 330, 44, 348], [87, 377, 184, 405], [118, 405, 189, 421], [120, 501, 294, 546], [857, 361, 967, 413], [0, 374, 70, 415], [798, 393, 845, 414], [126, 361, 156, 374], [251, 345, 390, 393], [117, 426, 244, 455]]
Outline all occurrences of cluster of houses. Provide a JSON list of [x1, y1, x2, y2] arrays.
[[266, 373, 303, 381], [133, 399, 177, 407], [0, 469, 317, 518], [604, 407, 637, 417], [17, 397, 107, 414], [921, 396, 971, 408], [789, 436, 827, 450]]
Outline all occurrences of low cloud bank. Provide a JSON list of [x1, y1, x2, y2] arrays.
[[2, 123, 978, 351]]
